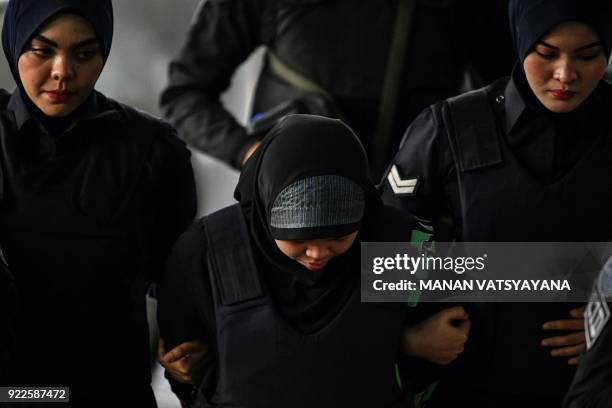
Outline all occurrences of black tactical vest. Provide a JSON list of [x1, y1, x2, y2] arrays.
[[197, 204, 411, 408], [429, 81, 612, 407]]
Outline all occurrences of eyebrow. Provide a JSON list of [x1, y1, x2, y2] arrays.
[[32, 34, 99, 49], [538, 40, 602, 52]]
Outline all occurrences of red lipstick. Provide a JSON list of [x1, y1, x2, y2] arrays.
[[45, 90, 74, 103], [550, 90, 576, 100]]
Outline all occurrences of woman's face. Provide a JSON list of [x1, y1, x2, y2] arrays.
[[17, 13, 103, 117], [523, 21, 608, 113], [275, 231, 358, 272]]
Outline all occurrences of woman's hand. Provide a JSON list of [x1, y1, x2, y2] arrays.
[[157, 338, 209, 384], [541, 306, 585, 365], [402, 306, 470, 365]]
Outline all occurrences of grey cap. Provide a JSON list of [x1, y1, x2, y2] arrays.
[[270, 175, 364, 240]]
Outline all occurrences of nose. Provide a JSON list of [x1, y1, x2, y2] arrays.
[[51, 55, 75, 82], [553, 59, 577, 84], [305, 243, 330, 261]]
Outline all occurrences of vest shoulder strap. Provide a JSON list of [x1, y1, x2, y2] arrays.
[[202, 204, 263, 306], [445, 86, 502, 172]]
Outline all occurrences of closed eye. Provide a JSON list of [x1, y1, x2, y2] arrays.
[[535, 51, 556, 60], [76, 49, 100, 61], [29, 47, 54, 58], [577, 53, 601, 61]]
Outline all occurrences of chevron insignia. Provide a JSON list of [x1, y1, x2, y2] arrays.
[[387, 164, 418, 195]]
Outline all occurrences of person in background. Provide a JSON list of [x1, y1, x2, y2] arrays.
[[0, 0, 196, 405], [158, 114, 471, 407], [160, 0, 514, 177], [381, 0, 612, 406]]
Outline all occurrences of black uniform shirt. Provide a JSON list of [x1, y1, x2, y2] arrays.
[[383, 73, 612, 237], [382, 75, 612, 406], [0, 252, 17, 383], [0, 90, 196, 402], [502, 70, 604, 185]]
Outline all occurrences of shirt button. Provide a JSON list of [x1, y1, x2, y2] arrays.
[[495, 95, 505, 104]]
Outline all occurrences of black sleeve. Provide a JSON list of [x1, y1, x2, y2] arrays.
[[0, 260, 17, 383], [365, 204, 449, 393], [158, 222, 217, 404], [381, 106, 450, 229], [564, 316, 612, 408], [381, 108, 463, 391], [147, 124, 197, 284], [160, 0, 273, 169]]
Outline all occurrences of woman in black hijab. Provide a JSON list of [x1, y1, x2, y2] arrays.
[[234, 113, 381, 334], [158, 114, 471, 407], [0, 0, 196, 406], [382, 0, 612, 407]]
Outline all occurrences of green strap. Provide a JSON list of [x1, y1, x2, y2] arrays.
[[395, 364, 403, 389], [406, 228, 432, 306], [410, 229, 432, 248]]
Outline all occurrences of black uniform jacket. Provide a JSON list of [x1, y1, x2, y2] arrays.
[[0, 90, 196, 404], [382, 75, 612, 407], [564, 298, 612, 408], [158, 204, 426, 403], [160, 0, 514, 169], [0, 252, 17, 383]]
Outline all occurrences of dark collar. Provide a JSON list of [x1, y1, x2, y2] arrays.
[[7, 90, 122, 132], [7, 90, 32, 130], [503, 71, 527, 135]]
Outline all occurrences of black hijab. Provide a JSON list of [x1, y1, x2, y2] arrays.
[[507, 0, 612, 182], [235, 114, 382, 332], [1, 0, 113, 134], [508, 0, 612, 112], [509, 0, 612, 61]]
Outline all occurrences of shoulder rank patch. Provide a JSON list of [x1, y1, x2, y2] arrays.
[[585, 286, 611, 351], [387, 164, 419, 196]]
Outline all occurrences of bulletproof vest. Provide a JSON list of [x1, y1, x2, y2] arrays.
[[444, 81, 612, 242], [0, 100, 159, 399], [198, 204, 410, 408], [432, 80, 612, 404]]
